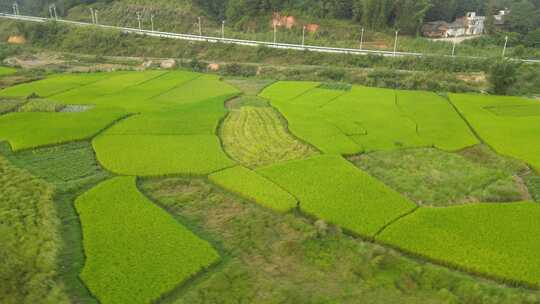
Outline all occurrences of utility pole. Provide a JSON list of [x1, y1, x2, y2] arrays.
[[393, 30, 399, 57], [452, 33, 457, 57], [359, 27, 364, 50], [136, 12, 142, 31], [502, 35, 508, 58], [221, 20, 225, 39], [302, 25, 306, 47], [198, 17, 202, 36], [53, 4, 58, 20], [49, 4, 57, 20], [13, 2, 19, 15], [273, 23, 277, 45], [90, 8, 95, 24], [151, 14, 154, 31]]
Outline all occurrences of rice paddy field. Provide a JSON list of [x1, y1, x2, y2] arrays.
[[1, 70, 539, 303]]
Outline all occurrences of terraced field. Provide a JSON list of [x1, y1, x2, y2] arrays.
[[261, 82, 478, 154], [1, 71, 539, 303]]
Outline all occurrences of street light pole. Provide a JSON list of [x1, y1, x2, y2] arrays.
[[452, 34, 457, 57], [393, 30, 399, 57], [94, 9, 98, 25], [359, 27, 364, 50], [502, 35, 508, 58], [136, 12, 142, 31], [90, 8, 95, 24], [151, 14, 154, 32], [53, 4, 58, 20], [222, 20, 225, 39], [302, 25, 306, 47], [198, 17, 202, 36], [273, 23, 277, 45]]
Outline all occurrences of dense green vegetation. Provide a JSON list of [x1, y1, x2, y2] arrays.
[[0, 141, 111, 304], [378, 202, 540, 287], [0, 154, 69, 304], [18, 98, 65, 112], [209, 166, 298, 212], [450, 93, 540, 171], [351, 145, 530, 206], [9, 0, 539, 59], [75, 176, 220, 304], [258, 155, 417, 237], [221, 105, 318, 168], [0, 97, 25, 114], [141, 176, 540, 303]]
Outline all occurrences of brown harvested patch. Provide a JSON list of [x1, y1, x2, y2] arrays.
[[7, 35, 26, 44], [305, 24, 320, 33]]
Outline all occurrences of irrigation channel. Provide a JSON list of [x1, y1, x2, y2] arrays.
[[1, 12, 539, 63]]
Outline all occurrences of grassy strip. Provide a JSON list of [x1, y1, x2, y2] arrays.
[[525, 175, 540, 202], [18, 98, 65, 112], [378, 202, 540, 288], [209, 166, 298, 213], [220, 106, 318, 168], [351, 146, 529, 206], [75, 176, 220, 304], [0, 97, 25, 114], [257, 155, 417, 237], [0, 153, 69, 303]]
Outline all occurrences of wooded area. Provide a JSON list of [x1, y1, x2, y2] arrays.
[[2, 0, 538, 36]]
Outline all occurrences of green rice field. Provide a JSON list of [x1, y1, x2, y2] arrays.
[[76, 176, 219, 304], [0, 66, 17, 77], [450, 93, 540, 171], [1, 70, 539, 303]]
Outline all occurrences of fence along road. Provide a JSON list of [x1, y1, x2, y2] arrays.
[[1, 12, 539, 63]]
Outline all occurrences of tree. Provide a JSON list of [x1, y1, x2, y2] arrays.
[[506, 0, 539, 35], [393, 0, 433, 35], [484, 0, 496, 34], [487, 59, 521, 95]]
